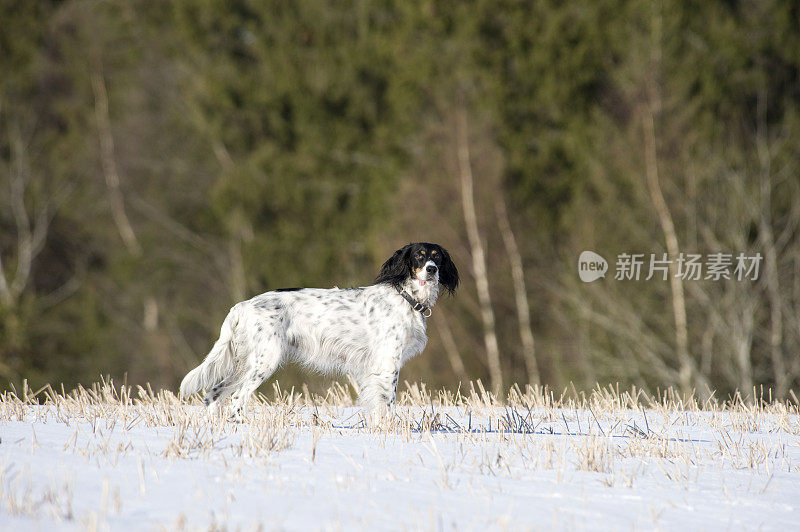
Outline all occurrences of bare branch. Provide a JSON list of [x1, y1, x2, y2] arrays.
[[38, 262, 86, 310], [8, 124, 33, 299], [0, 252, 11, 307], [91, 60, 141, 256], [435, 313, 469, 383]]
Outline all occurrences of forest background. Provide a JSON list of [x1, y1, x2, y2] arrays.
[[2, 0, 799, 400]]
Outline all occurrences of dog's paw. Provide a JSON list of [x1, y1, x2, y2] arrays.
[[228, 408, 247, 424]]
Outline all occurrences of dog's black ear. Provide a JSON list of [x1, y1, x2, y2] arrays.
[[437, 246, 459, 295], [375, 244, 413, 288]]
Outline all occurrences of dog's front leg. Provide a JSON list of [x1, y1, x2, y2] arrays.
[[359, 356, 401, 424]]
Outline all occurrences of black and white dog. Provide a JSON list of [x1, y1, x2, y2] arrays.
[[180, 242, 458, 420]]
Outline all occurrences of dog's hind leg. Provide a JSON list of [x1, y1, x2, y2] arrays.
[[203, 378, 235, 418], [228, 336, 284, 422]]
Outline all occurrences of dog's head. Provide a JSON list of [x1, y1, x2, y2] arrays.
[[375, 242, 459, 295]]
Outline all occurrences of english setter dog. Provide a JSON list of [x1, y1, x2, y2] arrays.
[[180, 242, 458, 421]]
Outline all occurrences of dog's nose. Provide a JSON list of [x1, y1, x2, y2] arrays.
[[426, 265, 438, 274]]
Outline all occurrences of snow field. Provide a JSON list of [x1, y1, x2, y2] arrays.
[[1, 380, 799, 530]]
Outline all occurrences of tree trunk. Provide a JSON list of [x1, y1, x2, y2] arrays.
[[495, 194, 540, 385], [642, 101, 696, 397], [756, 91, 786, 399], [455, 109, 503, 396]]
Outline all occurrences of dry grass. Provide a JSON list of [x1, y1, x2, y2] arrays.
[[2, 377, 799, 450]]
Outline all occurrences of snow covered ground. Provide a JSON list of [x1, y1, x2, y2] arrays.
[[1, 382, 799, 530]]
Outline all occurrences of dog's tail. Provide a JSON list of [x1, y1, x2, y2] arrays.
[[180, 304, 243, 396]]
